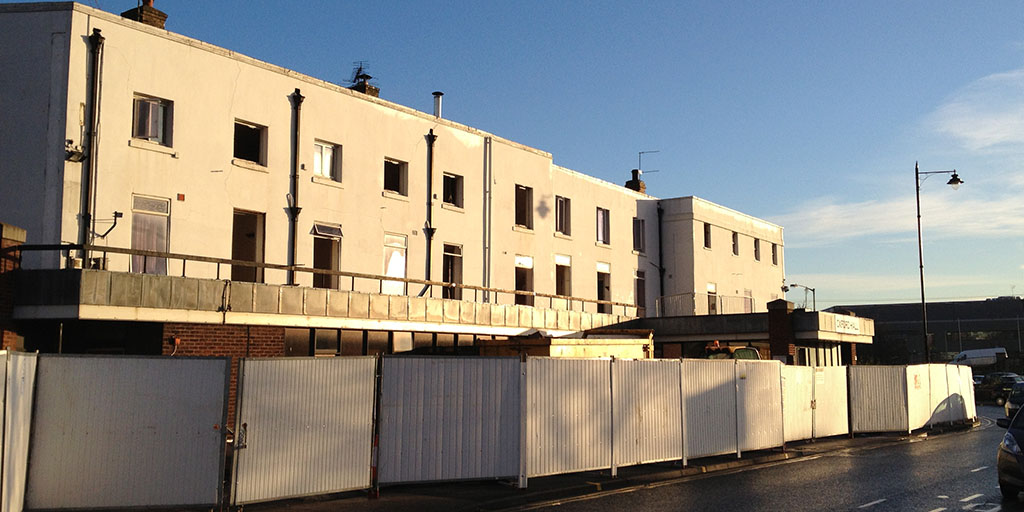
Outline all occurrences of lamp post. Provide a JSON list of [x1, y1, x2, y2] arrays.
[[787, 283, 816, 311], [915, 162, 963, 363]]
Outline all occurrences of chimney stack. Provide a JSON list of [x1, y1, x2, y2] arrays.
[[432, 91, 444, 118], [625, 169, 646, 194], [349, 73, 380, 97], [120, 0, 168, 29]]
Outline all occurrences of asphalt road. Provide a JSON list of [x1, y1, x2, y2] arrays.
[[547, 406, 1016, 512]]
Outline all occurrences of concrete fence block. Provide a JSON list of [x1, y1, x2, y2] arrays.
[[109, 272, 143, 307], [168, 276, 199, 310], [197, 279, 225, 311], [425, 298, 444, 323], [253, 284, 279, 314], [389, 296, 408, 320], [279, 286, 303, 315], [304, 288, 327, 316], [327, 290, 350, 317], [490, 304, 505, 326], [369, 295, 390, 320], [79, 270, 110, 305], [349, 292, 370, 318], [460, 301, 475, 324], [408, 297, 426, 321], [141, 275, 172, 309], [443, 300, 460, 323]]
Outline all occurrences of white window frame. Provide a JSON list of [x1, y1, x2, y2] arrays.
[[555, 195, 571, 236], [132, 94, 172, 146], [596, 207, 610, 245], [313, 140, 341, 181]]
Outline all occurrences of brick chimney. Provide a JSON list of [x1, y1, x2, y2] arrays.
[[624, 169, 646, 194], [121, 0, 168, 30], [349, 75, 380, 98]]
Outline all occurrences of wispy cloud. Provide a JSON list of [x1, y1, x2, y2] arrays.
[[787, 272, 1007, 306], [771, 192, 1024, 248], [928, 68, 1024, 152]]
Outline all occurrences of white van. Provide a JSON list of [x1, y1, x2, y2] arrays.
[[950, 348, 1008, 367]]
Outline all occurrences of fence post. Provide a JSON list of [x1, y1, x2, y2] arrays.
[[369, 355, 384, 498], [679, 358, 687, 467], [609, 356, 616, 478], [518, 354, 528, 489], [734, 360, 742, 459]]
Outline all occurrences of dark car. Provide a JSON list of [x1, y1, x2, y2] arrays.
[[1008, 383, 1024, 418], [977, 373, 1024, 406], [997, 414, 1024, 498]]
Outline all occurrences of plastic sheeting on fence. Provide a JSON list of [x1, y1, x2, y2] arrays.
[[232, 357, 376, 505], [1, 352, 33, 512], [850, 364, 975, 434], [527, 358, 612, 478], [612, 359, 684, 468], [25, 355, 230, 510], [379, 357, 521, 484]]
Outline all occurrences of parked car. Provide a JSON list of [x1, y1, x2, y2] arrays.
[[975, 374, 985, 386], [1008, 383, 1024, 418], [997, 414, 1024, 498], [977, 373, 1024, 406], [701, 344, 761, 360]]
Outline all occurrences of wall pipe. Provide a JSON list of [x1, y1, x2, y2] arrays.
[[419, 129, 437, 296], [80, 28, 105, 264], [287, 88, 304, 285], [655, 202, 666, 314]]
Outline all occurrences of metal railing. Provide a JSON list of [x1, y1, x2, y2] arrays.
[[2, 243, 639, 317], [656, 292, 756, 317]]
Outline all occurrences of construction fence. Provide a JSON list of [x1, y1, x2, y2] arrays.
[[0, 354, 976, 510]]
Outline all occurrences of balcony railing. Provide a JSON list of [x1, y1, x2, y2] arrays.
[[656, 292, 756, 317], [3, 243, 639, 317]]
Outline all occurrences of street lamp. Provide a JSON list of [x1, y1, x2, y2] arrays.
[[916, 161, 964, 363], [786, 283, 816, 311]]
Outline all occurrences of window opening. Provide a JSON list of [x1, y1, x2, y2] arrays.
[[442, 244, 463, 299], [515, 185, 533, 229], [313, 141, 340, 180], [384, 158, 408, 195], [234, 121, 265, 164], [231, 210, 265, 282], [633, 217, 645, 252], [555, 195, 571, 235], [442, 173, 464, 208], [596, 207, 610, 245], [382, 233, 407, 295], [133, 95, 172, 146], [131, 195, 169, 275]]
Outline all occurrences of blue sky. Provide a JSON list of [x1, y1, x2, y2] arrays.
[[70, 1, 1024, 307]]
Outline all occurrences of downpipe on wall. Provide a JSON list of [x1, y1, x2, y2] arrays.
[[419, 129, 437, 297], [80, 28, 105, 264], [287, 88, 304, 285]]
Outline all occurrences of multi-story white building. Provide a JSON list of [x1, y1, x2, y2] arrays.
[[0, 2, 785, 358]]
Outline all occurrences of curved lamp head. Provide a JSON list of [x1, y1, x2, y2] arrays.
[[947, 171, 964, 190]]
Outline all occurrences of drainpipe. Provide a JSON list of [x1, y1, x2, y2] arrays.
[[80, 28, 105, 264], [420, 129, 437, 296], [655, 202, 666, 315], [287, 88, 304, 285], [482, 137, 492, 302]]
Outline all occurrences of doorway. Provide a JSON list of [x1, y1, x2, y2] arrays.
[[231, 210, 265, 282]]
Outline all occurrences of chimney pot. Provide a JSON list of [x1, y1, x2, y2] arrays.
[[121, 0, 167, 29], [433, 91, 444, 118], [625, 169, 646, 194]]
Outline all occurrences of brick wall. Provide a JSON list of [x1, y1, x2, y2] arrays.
[[0, 223, 25, 350], [162, 323, 285, 427]]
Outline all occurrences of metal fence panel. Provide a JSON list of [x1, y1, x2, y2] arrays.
[[613, 359, 683, 467], [2, 352, 33, 512], [906, 364, 931, 431], [812, 366, 849, 438], [943, 364, 967, 423], [960, 365, 977, 420], [527, 358, 611, 478], [25, 355, 229, 510], [781, 366, 812, 442], [380, 357, 520, 484], [850, 366, 908, 433], [926, 364, 951, 426], [738, 360, 784, 452], [683, 359, 737, 458], [232, 357, 376, 504]]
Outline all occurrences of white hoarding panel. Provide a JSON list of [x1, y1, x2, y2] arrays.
[[527, 358, 611, 478], [683, 359, 737, 458], [232, 357, 376, 504], [944, 364, 966, 423], [613, 359, 683, 467], [926, 364, 951, 426], [737, 360, 784, 452], [960, 365, 977, 420], [781, 366, 812, 442], [379, 357, 521, 484], [906, 365, 931, 431], [2, 352, 34, 512], [26, 355, 229, 510], [850, 366, 908, 433], [812, 366, 849, 438]]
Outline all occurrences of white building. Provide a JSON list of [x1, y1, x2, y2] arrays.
[[0, 2, 785, 357]]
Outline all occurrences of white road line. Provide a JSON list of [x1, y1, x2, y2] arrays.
[[927, 507, 946, 512], [858, 499, 886, 508], [960, 493, 984, 502], [937, 495, 949, 499], [971, 466, 989, 472]]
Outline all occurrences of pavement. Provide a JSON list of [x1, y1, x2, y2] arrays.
[[238, 422, 979, 512]]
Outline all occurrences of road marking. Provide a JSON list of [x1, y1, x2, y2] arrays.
[[937, 495, 949, 499], [971, 466, 989, 472], [961, 493, 984, 502], [927, 507, 946, 512], [858, 499, 886, 508]]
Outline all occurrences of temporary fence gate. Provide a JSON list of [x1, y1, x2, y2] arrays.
[[231, 357, 376, 505], [812, 366, 849, 438], [23, 355, 230, 510], [737, 360, 784, 452], [378, 357, 521, 484], [781, 366, 813, 442]]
